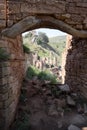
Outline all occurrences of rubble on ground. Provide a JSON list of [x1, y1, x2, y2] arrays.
[[10, 78, 87, 130]]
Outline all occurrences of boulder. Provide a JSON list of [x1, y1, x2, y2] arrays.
[[68, 124, 81, 130], [71, 114, 87, 126], [67, 96, 76, 106], [48, 104, 58, 117], [58, 84, 70, 92]]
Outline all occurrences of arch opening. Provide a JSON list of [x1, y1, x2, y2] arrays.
[[22, 28, 67, 84]]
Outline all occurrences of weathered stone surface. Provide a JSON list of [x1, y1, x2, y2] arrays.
[[68, 124, 81, 130], [58, 84, 70, 92], [71, 114, 87, 126], [0, 20, 6, 28], [0, 35, 25, 130], [67, 96, 76, 106], [65, 37, 87, 99], [0, 1, 87, 130], [0, 0, 87, 31]]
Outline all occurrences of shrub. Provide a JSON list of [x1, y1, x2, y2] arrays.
[[38, 71, 57, 84], [26, 66, 58, 84], [26, 66, 40, 79], [23, 45, 30, 54]]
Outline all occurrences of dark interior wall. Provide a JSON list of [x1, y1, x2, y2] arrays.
[[65, 37, 87, 98]]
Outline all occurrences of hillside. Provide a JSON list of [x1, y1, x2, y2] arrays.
[[49, 35, 66, 53], [48, 35, 66, 64], [23, 32, 66, 66], [49, 35, 66, 43]]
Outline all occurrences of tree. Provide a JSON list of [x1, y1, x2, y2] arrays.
[[37, 32, 49, 45]]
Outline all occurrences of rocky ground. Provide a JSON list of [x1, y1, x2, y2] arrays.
[[10, 77, 87, 130]]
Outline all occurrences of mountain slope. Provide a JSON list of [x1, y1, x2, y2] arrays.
[[23, 33, 66, 66]]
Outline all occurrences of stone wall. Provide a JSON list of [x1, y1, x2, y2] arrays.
[[6, 0, 87, 30], [0, 0, 87, 30], [62, 35, 72, 84], [25, 52, 59, 71], [0, 0, 6, 29], [0, 35, 25, 130], [65, 37, 87, 98], [0, 0, 87, 129]]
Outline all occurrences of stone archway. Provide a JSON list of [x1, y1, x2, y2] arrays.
[[0, 0, 87, 130], [1, 0, 87, 37]]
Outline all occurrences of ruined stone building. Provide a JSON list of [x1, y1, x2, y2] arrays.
[[0, 0, 87, 129]]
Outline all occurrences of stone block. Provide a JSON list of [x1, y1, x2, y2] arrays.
[[0, 10, 6, 19], [0, 4, 5, 11], [62, 14, 71, 19], [84, 18, 87, 24], [67, 7, 87, 14], [7, 3, 21, 14], [77, 2, 87, 7], [76, 24, 83, 29], [71, 14, 83, 23], [0, 20, 6, 28], [0, 77, 8, 85], [0, 84, 9, 94], [0, 67, 11, 78], [0, 93, 8, 101], [0, 0, 5, 2], [0, 62, 10, 68], [21, 2, 65, 14], [7, 19, 13, 27], [0, 40, 8, 47]]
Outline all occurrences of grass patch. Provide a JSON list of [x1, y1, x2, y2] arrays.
[[38, 70, 57, 84], [26, 66, 40, 79], [26, 66, 58, 84]]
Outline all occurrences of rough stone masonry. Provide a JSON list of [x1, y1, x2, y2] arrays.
[[0, 0, 87, 130]]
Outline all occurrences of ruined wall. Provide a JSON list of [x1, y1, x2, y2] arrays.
[[0, 0, 87, 129], [0, 35, 25, 129], [0, 0, 87, 30], [0, 0, 6, 29], [62, 35, 72, 84], [6, 0, 87, 30], [65, 38, 87, 98]]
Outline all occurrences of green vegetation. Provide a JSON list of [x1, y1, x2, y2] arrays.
[[26, 66, 58, 84], [38, 71, 57, 84], [23, 33, 51, 58], [0, 48, 10, 61], [23, 44, 30, 54], [48, 36, 66, 64], [36, 32, 49, 45], [26, 66, 40, 79], [23, 31, 66, 65]]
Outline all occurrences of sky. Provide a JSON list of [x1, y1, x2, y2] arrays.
[[36, 28, 66, 37], [23, 28, 66, 38]]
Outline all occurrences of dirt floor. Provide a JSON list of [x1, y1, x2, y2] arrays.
[[10, 78, 87, 130]]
